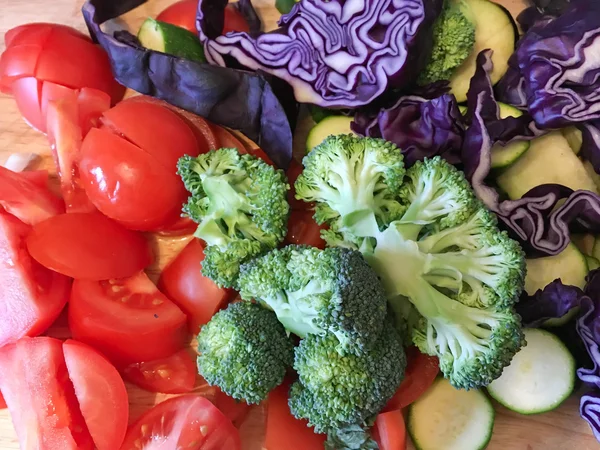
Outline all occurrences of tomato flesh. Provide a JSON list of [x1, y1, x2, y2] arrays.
[[0, 213, 69, 346], [63, 340, 129, 450], [69, 272, 188, 365], [372, 410, 407, 450], [158, 238, 235, 333], [123, 349, 197, 394], [285, 209, 326, 249], [121, 395, 241, 450], [213, 389, 250, 427]]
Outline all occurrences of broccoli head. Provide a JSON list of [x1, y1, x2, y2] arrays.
[[289, 320, 406, 433], [197, 301, 294, 404], [295, 133, 526, 389], [418, 0, 476, 85], [177, 148, 289, 287], [237, 245, 388, 355]]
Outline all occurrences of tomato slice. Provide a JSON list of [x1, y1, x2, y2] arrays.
[[63, 339, 129, 450], [121, 395, 241, 450], [26, 212, 152, 280], [223, 6, 251, 34], [0, 337, 94, 450], [80, 127, 188, 231], [123, 349, 197, 394], [285, 209, 326, 249], [158, 238, 235, 333], [372, 410, 407, 450], [77, 87, 111, 135], [0, 165, 64, 225], [212, 389, 251, 427], [69, 272, 188, 365], [383, 347, 439, 411], [101, 100, 200, 170], [211, 123, 247, 152], [0, 213, 70, 346], [156, 0, 198, 34], [285, 158, 313, 210], [265, 382, 326, 450], [11, 76, 45, 131]]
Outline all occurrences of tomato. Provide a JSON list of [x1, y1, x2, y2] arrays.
[[213, 389, 250, 427], [157, 215, 197, 236], [157, 0, 249, 34], [0, 393, 5, 409], [372, 410, 407, 450], [383, 347, 439, 411], [0, 165, 64, 225], [0, 337, 94, 450], [0, 24, 125, 132], [285, 158, 313, 209], [158, 238, 235, 333], [26, 212, 152, 280], [285, 209, 327, 249], [69, 272, 188, 365], [0, 213, 70, 346], [121, 395, 241, 450], [63, 339, 129, 450], [265, 382, 326, 450], [101, 100, 201, 170], [76, 87, 111, 135], [79, 128, 188, 231], [19, 169, 50, 188], [123, 349, 197, 394]]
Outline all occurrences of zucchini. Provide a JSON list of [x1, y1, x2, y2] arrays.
[[591, 238, 600, 263], [306, 116, 354, 152], [496, 132, 599, 200], [487, 328, 575, 414], [583, 160, 600, 192], [572, 233, 596, 256], [586, 255, 600, 271], [408, 378, 494, 450], [490, 103, 530, 169], [138, 18, 205, 62], [563, 126, 583, 155], [449, 0, 517, 102]]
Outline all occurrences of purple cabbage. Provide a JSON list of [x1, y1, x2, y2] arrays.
[[516, 280, 584, 327], [82, 0, 296, 169], [352, 93, 465, 167], [196, 0, 443, 108]]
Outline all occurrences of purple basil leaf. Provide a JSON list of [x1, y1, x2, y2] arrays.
[[516, 6, 556, 32], [196, 0, 444, 108], [232, 0, 262, 37], [352, 94, 465, 167], [580, 393, 600, 441], [516, 280, 584, 327], [82, 0, 295, 169], [531, 0, 574, 16]]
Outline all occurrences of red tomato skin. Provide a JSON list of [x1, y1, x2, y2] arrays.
[[11, 76, 45, 131], [120, 395, 241, 450], [285, 209, 327, 249], [77, 87, 111, 135], [0, 45, 40, 93], [123, 349, 197, 394], [0, 393, 5, 409], [156, 215, 197, 236], [0, 213, 70, 347], [286, 158, 313, 210], [213, 389, 250, 427], [372, 410, 407, 450], [4, 23, 86, 49], [156, 0, 198, 34], [69, 274, 188, 366], [26, 212, 152, 280], [0, 337, 94, 450], [223, 6, 251, 34], [101, 100, 200, 170], [158, 238, 235, 333], [63, 339, 129, 450], [18, 170, 49, 188], [80, 128, 188, 231]]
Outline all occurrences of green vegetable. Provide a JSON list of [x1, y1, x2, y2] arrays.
[[418, 0, 476, 85], [196, 301, 294, 404], [325, 424, 379, 450], [138, 18, 205, 62], [238, 245, 388, 355], [276, 0, 297, 14], [289, 320, 406, 433], [295, 134, 526, 389], [177, 148, 290, 288]]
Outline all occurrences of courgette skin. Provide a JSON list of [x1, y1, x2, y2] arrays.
[[306, 116, 354, 152], [138, 18, 205, 62]]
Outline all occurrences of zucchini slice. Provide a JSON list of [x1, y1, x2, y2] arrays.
[[487, 328, 575, 415], [563, 126, 583, 155], [306, 116, 354, 152], [586, 255, 600, 271], [490, 103, 530, 169], [138, 18, 205, 62]]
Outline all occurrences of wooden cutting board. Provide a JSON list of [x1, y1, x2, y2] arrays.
[[0, 0, 598, 448]]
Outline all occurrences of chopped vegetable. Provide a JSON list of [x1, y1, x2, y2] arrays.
[[137, 18, 205, 61]]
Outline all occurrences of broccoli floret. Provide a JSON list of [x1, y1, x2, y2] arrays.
[[418, 0, 476, 85], [295, 134, 526, 389], [197, 301, 294, 404], [289, 320, 406, 433], [177, 148, 289, 287], [238, 245, 388, 355]]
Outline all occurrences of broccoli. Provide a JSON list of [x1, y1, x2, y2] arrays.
[[177, 148, 289, 288], [289, 320, 406, 433], [418, 0, 476, 85], [295, 134, 526, 389], [196, 301, 295, 404], [237, 245, 388, 355]]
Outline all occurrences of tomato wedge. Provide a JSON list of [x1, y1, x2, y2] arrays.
[[0, 165, 64, 225], [121, 395, 241, 450], [285, 209, 326, 249], [265, 382, 326, 450], [123, 349, 197, 394], [69, 272, 188, 365], [383, 347, 439, 411], [0, 213, 70, 346], [372, 410, 407, 450], [63, 340, 129, 450], [0, 337, 94, 450], [157, 0, 250, 34]]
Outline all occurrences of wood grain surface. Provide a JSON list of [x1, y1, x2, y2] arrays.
[[0, 0, 598, 449]]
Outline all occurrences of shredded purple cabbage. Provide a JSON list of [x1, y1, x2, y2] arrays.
[[196, 0, 443, 108], [516, 280, 584, 328]]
